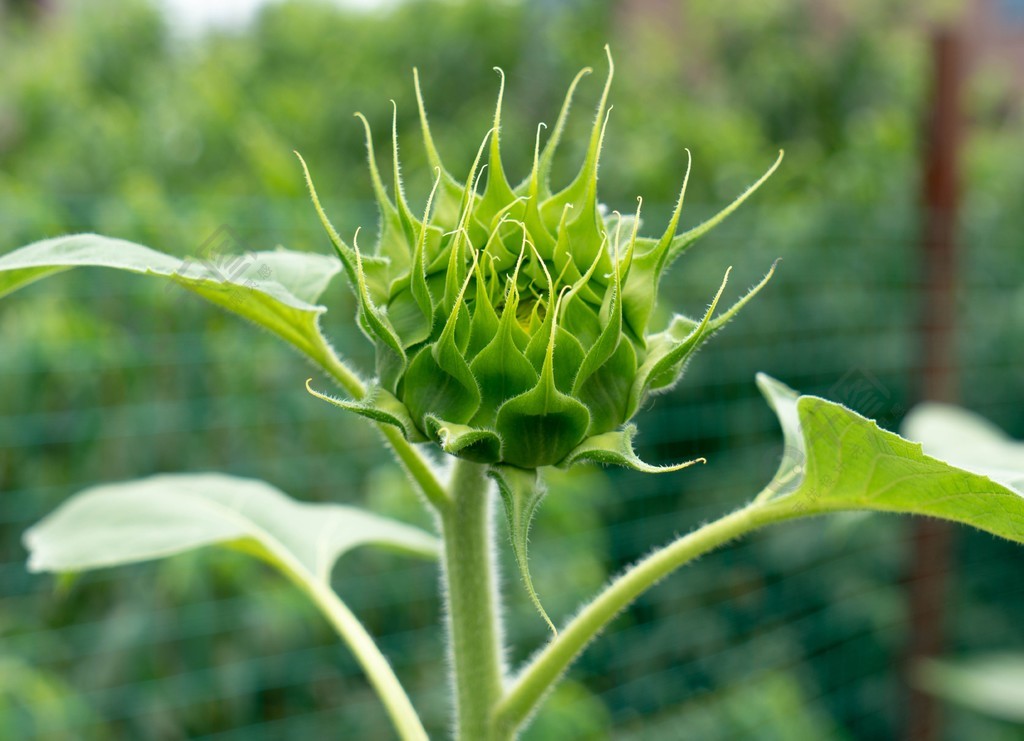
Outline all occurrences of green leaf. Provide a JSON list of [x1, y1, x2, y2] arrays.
[[902, 402, 1024, 492], [755, 374, 1024, 542], [529, 327, 586, 395], [397, 171, 444, 348], [488, 465, 556, 635], [298, 150, 391, 302], [23, 473, 438, 740], [495, 388, 589, 469], [559, 423, 705, 473], [515, 123, 558, 258], [620, 150, 690, 340], [0, 234, 343, 371], [24, 473, 439, 583], [465, 256, 501, 359], [914, 654, 1024, 723], [622, 152, 781, 340], [386, 279, 433, 348]]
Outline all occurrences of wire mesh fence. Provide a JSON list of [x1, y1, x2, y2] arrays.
[[2, 0, 1024, 737], [2, 190, 1023, 739]]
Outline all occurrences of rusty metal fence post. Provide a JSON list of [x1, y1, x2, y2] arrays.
[[904, 27, 963, 741]]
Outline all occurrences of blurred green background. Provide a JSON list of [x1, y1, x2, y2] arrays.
[[1, 0, 1023, 738]]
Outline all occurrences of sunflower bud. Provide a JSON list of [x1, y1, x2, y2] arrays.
[[301, 49, 781, 629], [302, 49, 780, 471]]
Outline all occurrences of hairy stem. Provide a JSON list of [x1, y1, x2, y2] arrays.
[[494, 500, 792, 734], [315, 340, 367, 400], [318, 341, 448, 509], [305, 579, 428, 741], [278, 341, 439, 737], [440, 459, 507, 739]]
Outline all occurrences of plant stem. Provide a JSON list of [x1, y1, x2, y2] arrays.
[[440, 459, 506, 740], [317, 340, 367, 400], [493, 501, 786, 734], [305, 580, 429, 741], [319, 343, 449, 509], [382, 426, 449, 509]]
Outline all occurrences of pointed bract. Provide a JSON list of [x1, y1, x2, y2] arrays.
[[489, 465, 557, 634], [560, 423, 706, 472], [305, 51, 779, 467], [305, 380, 425, 443], [302, 53, 780, 624]]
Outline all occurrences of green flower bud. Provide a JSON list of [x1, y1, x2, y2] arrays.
[[302, 49, 781, 472], [301, 48, 782, 630]]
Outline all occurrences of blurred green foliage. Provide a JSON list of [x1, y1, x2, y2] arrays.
[[1, 0, 1023, 738]]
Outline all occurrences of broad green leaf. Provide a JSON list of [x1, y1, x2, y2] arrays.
[[0, 234, 344, 371], [902, 402, 1024, 492], [493, 376, 1024, 733], [755, 374, 1024, 542], [24, 473, 437, 741], [24, 473, 439, 585], [915, 654, 1024, 723]]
